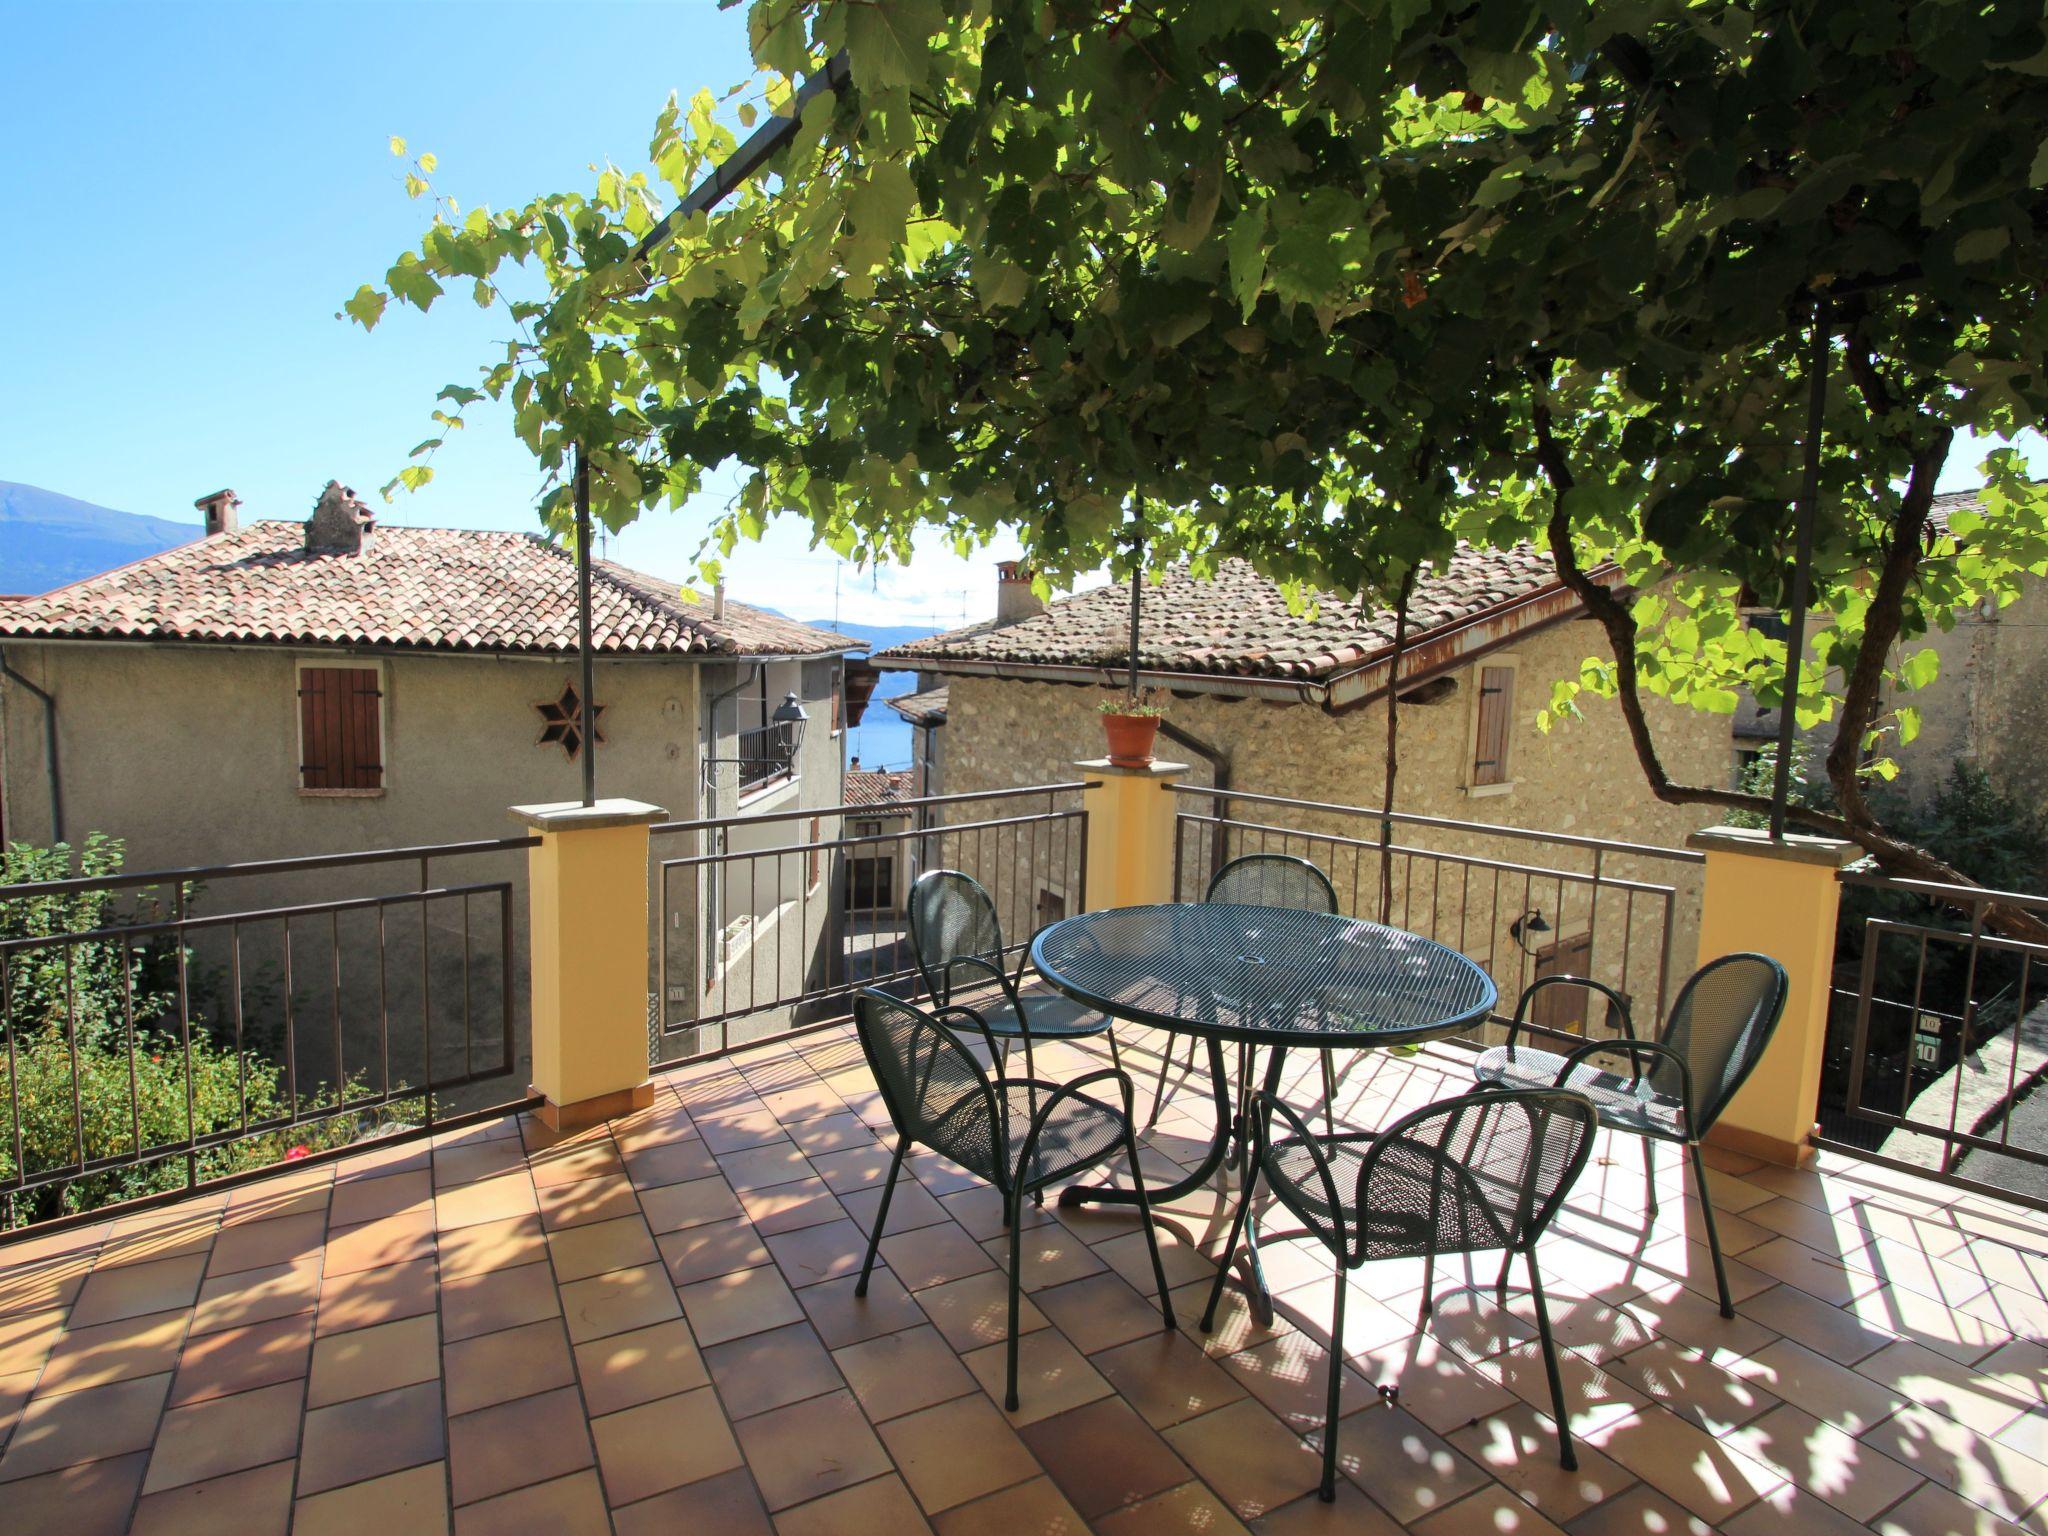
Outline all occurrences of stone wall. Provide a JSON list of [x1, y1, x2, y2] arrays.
[[931, 613, 1731, 1032]]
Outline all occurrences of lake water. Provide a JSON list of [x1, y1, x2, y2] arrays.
[[842, 671, 920, 771]]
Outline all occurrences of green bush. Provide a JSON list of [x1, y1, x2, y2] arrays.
[[1, 836, 414, 1228]]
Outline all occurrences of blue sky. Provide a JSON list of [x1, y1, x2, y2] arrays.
[[0, 0, 1011, 628], [3, 2, 2036, 631]]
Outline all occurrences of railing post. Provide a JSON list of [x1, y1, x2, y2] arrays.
[[1078, 759, 1188, 912], [511, 797, 668, 1133], [1686, 824, 1858, 1166]]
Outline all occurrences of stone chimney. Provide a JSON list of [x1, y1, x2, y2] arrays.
[[995, 560, 1044, 626], [849, 756, 862, 772], [306, 480, 375, 556], [194, 488, 241, 537]]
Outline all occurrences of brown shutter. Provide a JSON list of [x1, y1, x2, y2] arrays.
[[299, 667, 382, 790], [1472, 666, 1515, 786]]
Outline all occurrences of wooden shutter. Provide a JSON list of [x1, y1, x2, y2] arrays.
[[299, 667, 383, 790], [1472, 665, 1514, 786]]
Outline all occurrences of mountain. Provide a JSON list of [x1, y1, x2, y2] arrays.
[[820, 619, 948, 662], [0, 483, 198, 595]]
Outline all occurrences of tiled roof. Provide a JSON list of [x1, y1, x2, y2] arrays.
[[843, 767, 915, 807], [0, 521, 856, 658], [877, 545, 1563, 680], [885, 687, 948, 726]]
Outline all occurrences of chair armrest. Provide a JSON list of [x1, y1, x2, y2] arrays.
[[1011, 1066, 1135, 1192], [1555, 1037, 1696, 1135], [1504, 974, 1635, 1059], [931, 1004, 1003, 1062], [1250, 1090, 1348, 1258], [943, 954, 1026, 1020]]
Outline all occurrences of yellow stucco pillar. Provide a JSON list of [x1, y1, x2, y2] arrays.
[[511, 798, 668, 1133], [1686, 824, 1859, 1166], [1078, 758, 1189, 911]]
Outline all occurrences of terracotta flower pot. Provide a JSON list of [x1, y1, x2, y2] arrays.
[[1101, 712, 1161, 768]]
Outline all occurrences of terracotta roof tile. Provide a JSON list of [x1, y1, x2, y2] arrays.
[[885, 688, 948, 726], [0, 522, 856, 659], [876, 545, 1562, 681], [842, 768, 915, 808]]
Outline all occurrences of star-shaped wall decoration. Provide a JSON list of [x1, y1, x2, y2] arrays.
[[535, 681, 606, 760]]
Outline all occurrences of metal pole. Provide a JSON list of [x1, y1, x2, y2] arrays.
[[574, 446, 598, 808], [1127, 524, 1143, 699], [1771, 296, 1830, 840]]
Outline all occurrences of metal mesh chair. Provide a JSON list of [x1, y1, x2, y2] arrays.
[[1471, 952, 1789, 1317], [908, 869, 1124, 1084], [1148, 854, 1342, 1134], [1204, 1086, 1598, 1500], [852, 988, 1175, 1408]]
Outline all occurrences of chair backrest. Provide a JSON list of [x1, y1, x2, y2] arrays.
[[1656, 952, 1790, 1132], [908, 869, 1003, 1004], [852, 988, 1005, 1186], [1348, 1088, 1598, 1264], [1205, 853, 1338, 913]]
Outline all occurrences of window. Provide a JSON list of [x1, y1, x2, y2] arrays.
[[298, 664, 383, 792], [1470, 663, 1516, 789], [1037, 888, 1068, 930], [830, 667, 843, 736]]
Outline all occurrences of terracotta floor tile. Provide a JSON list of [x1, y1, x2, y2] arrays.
[[69, 1253, 207, 1327], [1343, 1329, 1518, 1436], [929, 1475, 1087, 1536], [1093, 1328, 1247, 1428], [1722, 1484, 1883, 1536], [452, 1468, 611, 1535], [737, 1387, 892, 1511], [659, 1214, 773, 1285], [334, 1138, 433, 1184], [681, 1263, 805, 1346], [436, 1213, 547, 1280], [742, 1176, 850, 1236], [962, 1326, 1114, 1426], [141, 1376, 304, 1493], [1094, 1478, 1253, 1536], [168, 1311, 314, 1405], [328, 1169, 433, 1229], [718, 1141, 815, 1192], [1410, 1484, 1567, 1536], [1723, 1401, 1922, 1524], [808, 1141, 898, 1194], [527, 1139, 625, 1187], [592, 1382, 745, 1505], [446, 1382, 594, 1505], [1034, 1272, 1172, 1356], [297, 1379, 447, 1496], [834, 1323, 976, 1422], [35, 1307, 189, 1395], [558, 1261, 681, 1344], [882, 1221, 999, 1292], [0, 1365, 36, 1437], [798, 1267, 927, 1348], [772, 1472, 933, 1536], [436, 1173, 540, 1231], [1858, 1402, 2048, 1527], [308, 1311, 440, 1407], [296, 1461, 451, 1536], [639, 1173, 746, 1236], [880, 1390, 1043, 1514], [545, 1214, 659, 1283], [189, 1256, 322, 1336], [0, 1450, 151, 1536], [767, 1217, 878, 1289], [573, 1316, 710, 1416], [1563, 1481, 1718, 1536], [440, 1260, 562, 1341], [0, 1306, 67, 1375], [696, 1104, 787, 1154], [1019, 1396, 1191, 1519], [984, 1223, 1110, 1293], [0, 1370, 170, 1482], [785, 1112, 880, 1160], [434, 1138, 529, 1190], [1161, 1397, 1325, 1521], [1445, 1400, 1636, 1526], [622, 1138, 722, 1193], [534, 1174, 642, 1231], [706, 1320, 845, 1418], [317, 1254, 439, 1335], [206, 1211, 329, 1277], [1868, 1480, 2035, 1536], [919, 1268, 1051, 1352], [1582, 1406, 1786, 1525], [839, 1174, 951, 1237], [445, 1316, 576, 1416], [613, 1464, 771, 1536], [130, 1457, 295, 1536], [98, 1208, 220, 1270], [325, 1209, 437, 1276]]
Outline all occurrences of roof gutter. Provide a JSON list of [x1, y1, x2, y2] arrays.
[[0, 633, 856, 665], [881, 656, 1329, 704], [0, 645, 62, 844]]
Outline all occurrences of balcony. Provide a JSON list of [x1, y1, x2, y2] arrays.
[[0, 1011, 2042, 1535]]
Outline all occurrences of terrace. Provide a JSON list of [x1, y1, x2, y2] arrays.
[[3, 883, 2047, 1534]]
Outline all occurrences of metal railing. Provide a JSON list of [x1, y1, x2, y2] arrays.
[[1169, 784, 1702, 1045], [650, 783, 1089, 1061], [734, 721, 796, 792], [0, 836, 535, 1234], [1825, 871, 2048, 1202]]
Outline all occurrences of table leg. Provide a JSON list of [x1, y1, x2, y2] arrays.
[[1059, 1034, 1233, 1209], [1225, 1044, 1289, 1327]]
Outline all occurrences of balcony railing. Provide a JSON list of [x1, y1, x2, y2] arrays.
[[735, 721, 796, 791]]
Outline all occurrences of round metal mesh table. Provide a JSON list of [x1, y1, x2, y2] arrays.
[[1031, 904, 1498, 1048]]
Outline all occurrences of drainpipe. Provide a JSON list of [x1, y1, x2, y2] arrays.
[[0, 646, 62, 844], [1156, 717, 1229, 893]]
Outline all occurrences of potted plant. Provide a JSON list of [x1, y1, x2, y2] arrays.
[[1098, 688, 1167, 767]]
